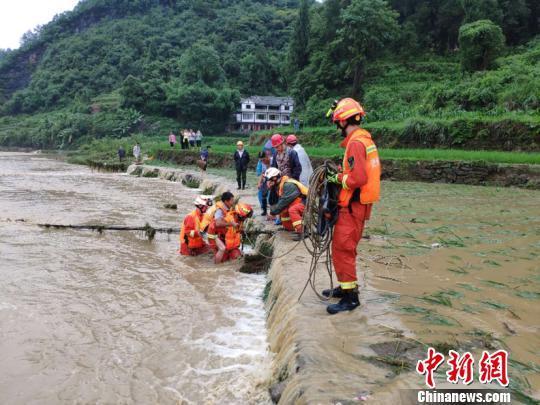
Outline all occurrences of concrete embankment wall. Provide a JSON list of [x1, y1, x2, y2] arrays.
[[263, 236, 427, 404], [154, 149, 540, 189]]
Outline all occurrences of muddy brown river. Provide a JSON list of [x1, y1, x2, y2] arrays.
[[0, 153, 270, 404]]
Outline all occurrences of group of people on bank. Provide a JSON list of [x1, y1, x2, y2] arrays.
[[169, 129, 203, 149], [179, 97, 381, 315]]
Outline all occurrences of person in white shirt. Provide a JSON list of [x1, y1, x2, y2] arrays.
[[133, 142, 141, 163], [286, 135, 313, 186]]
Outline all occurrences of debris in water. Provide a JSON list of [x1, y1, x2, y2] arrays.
[[354, 391, 371, 401], [503, 321, 517, 335]]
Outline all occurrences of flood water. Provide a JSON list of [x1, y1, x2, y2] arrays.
[[0, 153, 270, 404]]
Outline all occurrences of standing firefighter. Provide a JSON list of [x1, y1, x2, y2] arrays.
[[266, 167, 308, 241], [179, 196, 212, 256], [324, 98, 381, 314]]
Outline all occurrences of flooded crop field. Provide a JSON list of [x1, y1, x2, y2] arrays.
[[362, 181, 540, 400]]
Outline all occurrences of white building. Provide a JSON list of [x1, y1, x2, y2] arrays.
[[233, 96, 294, 132]]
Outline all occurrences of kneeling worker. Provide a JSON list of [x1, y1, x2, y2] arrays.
[[179, 195, 212, 256], [265, 167, 308, 241]]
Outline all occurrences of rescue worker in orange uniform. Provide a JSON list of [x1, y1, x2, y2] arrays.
[[207, 192, 253, 263], [324, 98, 381, 314], [265, 167, 308, 241], [179, 195, 213, 256]]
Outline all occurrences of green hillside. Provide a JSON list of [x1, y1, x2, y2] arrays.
[[0, 0, 538, 151]]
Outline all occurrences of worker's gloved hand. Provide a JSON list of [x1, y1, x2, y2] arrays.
[[327, 173, 340, 184]]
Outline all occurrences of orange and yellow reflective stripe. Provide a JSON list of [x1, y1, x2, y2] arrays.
[[366, 145, 377, 155], [342, 174, 350, 190], [339, 281, 357, 290]]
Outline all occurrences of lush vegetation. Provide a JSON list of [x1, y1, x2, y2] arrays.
[[0, 0, 538, 155]]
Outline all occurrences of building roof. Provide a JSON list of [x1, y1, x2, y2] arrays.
[[242, 95, 294, 106]]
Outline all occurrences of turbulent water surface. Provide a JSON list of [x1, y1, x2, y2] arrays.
[[0, 152, 270, 404]]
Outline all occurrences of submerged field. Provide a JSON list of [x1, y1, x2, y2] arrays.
[[360, 181, 539, 400]]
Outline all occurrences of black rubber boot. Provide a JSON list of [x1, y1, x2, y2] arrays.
[[321, 286, 345, 298], [326, 289, 360, 314]]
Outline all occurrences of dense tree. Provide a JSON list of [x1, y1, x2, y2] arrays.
[[287, 0, 310, 77], [460, 0, 503, 24], [165, 82, 239, 132], [177, 43, 225, 87], [499, 0, 530, 44], [459, 19, 505, 71], [338, 0, 399, 97], [0, 0, 538, 137], [120, 76, 145, 111]]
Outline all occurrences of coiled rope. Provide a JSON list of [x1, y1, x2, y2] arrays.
[[298, 161, 340, 301]]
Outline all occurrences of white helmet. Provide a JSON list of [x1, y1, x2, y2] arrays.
[[265, 167, 281, 181], [194, 195, 212, 207]]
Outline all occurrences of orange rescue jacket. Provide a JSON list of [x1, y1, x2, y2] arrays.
[[179, 210, 205, 249], [338, 129, 381, 207]]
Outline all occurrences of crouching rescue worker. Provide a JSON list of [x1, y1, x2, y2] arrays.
[[207, 191, 253, 263], [179, 195, 212, 256], [265, 167, 308, 241], [324, 97, 381, 314]]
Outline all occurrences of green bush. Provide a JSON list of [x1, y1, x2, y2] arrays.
[[459, 20, 505, 72]]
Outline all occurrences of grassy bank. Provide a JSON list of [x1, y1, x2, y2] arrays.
[[68, 135, 540, 166]]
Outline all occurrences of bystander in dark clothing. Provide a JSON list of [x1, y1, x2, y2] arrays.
[[234, 141, 250, 190], [271, 147, 302, 181], [118, 146, 126, 162], [198, 146, 210, 172]]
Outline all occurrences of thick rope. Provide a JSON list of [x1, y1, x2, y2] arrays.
[[298, 162, 340, 301]]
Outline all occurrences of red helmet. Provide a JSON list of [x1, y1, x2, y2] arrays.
[[331, 98, 366, 123], [235, 203, 253, 219], [286, 134, 298, 145], [271, 134, 284, 148]]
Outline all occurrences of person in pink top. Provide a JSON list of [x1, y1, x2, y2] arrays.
[[168, 131, 177, 147]]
